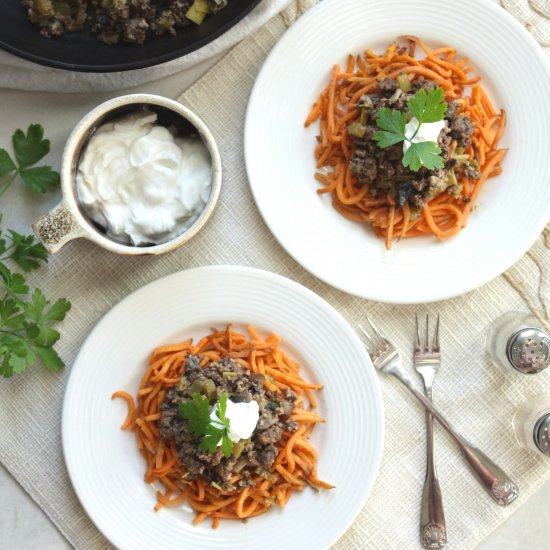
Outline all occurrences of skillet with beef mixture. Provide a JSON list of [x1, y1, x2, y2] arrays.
[[21, 0, 228, 45], [348, 77, 480, 215], [159, 354, 299, 492]]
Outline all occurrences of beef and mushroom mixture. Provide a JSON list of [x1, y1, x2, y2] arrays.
[[21, 0, 88, 37], [21, 0, 227, 45], [159, 355, 299, 492], [348, 77, 480, 215]]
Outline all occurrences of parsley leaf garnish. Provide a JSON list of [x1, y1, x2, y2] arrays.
[[408, 87, 448, 123], [180, 391, 234, 458], [373, 108, 408, 148], [0, 124, 70, 378], [403, 141, 445, 172], [0, 124, 60, 199], [180, 392, 211, 435], [373, 86, 448, 172]]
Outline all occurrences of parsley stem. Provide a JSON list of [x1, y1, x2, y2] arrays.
[[0, 244, 19, 260], [408, 119, 422, 143], [0, 172, 18, 201], [0, 329, 23, 336]]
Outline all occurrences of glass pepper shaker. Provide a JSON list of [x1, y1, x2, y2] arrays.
[[512, 395, 550, 456], [486, 311, 550, 374]]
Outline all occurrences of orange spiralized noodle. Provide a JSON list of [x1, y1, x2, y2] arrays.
[[113, 325, 333, 528], [305, 36, 507, 249]]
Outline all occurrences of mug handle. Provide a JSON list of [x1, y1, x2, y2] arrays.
[[32, 202, 87, 253]]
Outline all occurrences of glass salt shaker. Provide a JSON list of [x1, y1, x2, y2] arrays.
[[486, 311, 550, 374], [512, 395, 550, 456]]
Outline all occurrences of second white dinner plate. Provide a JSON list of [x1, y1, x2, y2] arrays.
[[62, 266, 384, 550], [245, 0, 550, 303]]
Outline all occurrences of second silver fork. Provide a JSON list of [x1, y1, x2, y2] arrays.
[[415, 315, 446, 549], [358, 316, 519, 508]]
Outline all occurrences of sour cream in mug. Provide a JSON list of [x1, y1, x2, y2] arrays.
[[76, 109, 212, 246]]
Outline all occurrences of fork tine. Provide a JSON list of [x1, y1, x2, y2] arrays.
[[432, 314, 440, 352], [425, 314, 429, 353], [357, 324, 372, 344], [414, 314, 421, 353], [365, 316, 388, 345]]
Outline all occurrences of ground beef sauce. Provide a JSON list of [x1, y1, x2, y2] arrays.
[[159, 355, 299, 492], [21, 1, 224, 45], [348, 77, 479, 214]]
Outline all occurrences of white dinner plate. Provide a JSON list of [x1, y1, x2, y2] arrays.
[[62, 266, 384, 550], [245, 0, 550, 303]]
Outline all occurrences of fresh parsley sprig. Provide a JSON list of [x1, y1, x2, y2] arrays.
[[0, 124, 60, 199], [0, 124, 70, 378], [0, 227, 70, 377], [373, 87, 448, 172], [180, 391, 233, 458]]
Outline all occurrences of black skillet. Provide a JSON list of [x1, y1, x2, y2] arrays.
[[0, 0, 263, 72]]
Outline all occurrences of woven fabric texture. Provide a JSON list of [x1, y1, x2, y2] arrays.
[[0, 1, 549, 549]]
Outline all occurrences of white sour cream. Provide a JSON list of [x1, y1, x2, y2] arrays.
[[76, 109, 212, 246], [403, 117, 446, 153], [210, 399, 260, 444]]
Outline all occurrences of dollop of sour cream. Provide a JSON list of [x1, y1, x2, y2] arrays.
[[76, 109, 212, 246], [403, 117, 446, 153], [210, 399, 260, 444]]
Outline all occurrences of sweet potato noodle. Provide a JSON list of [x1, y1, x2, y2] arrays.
[[305, 36, 507, 249], [113, 325, 333, 529]]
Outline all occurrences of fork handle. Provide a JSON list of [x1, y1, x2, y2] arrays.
[[420, 384, 447, 549], [421, 468, 446, 548], [393, 370, 519, 506]]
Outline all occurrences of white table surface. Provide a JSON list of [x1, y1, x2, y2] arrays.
[[0, 51, 549, 550]]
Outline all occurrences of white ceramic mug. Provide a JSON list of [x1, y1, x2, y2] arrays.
[[32, 93, 222, 255]]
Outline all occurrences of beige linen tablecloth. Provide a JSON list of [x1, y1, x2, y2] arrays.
[[0, 1, 549, 549]]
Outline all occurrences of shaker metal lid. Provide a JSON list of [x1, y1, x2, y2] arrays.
[[506, 327, 550, 374], [534, 413, 550, 456]]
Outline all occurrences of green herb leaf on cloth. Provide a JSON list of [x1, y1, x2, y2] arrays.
[[19, 166, 61, 193], [6, 229, 48, 272], [12, 124, 51, 168], [0, 263, 70, 378], [0, 124, 60, 198], [0, 150, 17, 179], [0, 124, 69, 378]]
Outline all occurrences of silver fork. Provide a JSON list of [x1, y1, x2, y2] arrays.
[[358, 317, 519, 507], [414, 315, 446, 549]]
